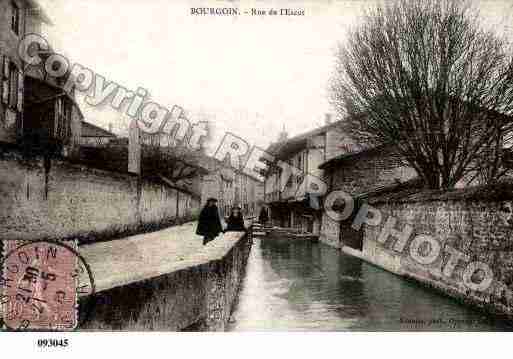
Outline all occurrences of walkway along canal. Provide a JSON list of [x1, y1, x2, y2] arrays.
[[228, 236, 513, 331]]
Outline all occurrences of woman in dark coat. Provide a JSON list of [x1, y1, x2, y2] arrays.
[[225, 206, 246, 232], [196, 198, 223, 245], [258, 206, 269, 226]]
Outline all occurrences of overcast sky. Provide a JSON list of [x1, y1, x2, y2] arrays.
[[37, 0, 513, 152]]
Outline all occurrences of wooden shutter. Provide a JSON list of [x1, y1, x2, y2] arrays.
[[1, 80, 8, 105], [17, 70, 23, 112], [2, 56, 9, 79], [5, 108, 16, 128], [2, 56, 9, 104], [55, 98, 62, 137]]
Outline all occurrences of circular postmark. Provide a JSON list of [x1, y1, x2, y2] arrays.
[[0, 240, 95, 331]]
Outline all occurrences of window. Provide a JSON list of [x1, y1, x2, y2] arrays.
[[296, 174, 304, 186], [11, 2, 21, 36], [8, 62, 18, 108], [285, 176, 293, 188], [55, 99, 62, 137], [55, 98, 72, 140], [2, 58, 23, 112]]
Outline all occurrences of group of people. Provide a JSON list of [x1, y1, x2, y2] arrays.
[[196, 198, 270, 245], [196, 198, 246, 245]]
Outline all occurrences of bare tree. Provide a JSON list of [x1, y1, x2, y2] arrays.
[[330, 0, 513, 189], [141, 132, 208, 185]]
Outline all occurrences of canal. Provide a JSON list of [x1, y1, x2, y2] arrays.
[[228, 237, 513, 331]]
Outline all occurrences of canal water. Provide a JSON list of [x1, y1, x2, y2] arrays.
[[228, 237, 513, 331]]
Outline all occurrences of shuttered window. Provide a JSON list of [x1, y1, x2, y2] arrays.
[[1, 56, 22, 112], [1, 56, 8, 105], [55, 98, 73, 140], [9, 62, 18, 108], [11, 2, 21, 35]]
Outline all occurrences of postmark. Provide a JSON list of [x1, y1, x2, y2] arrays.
[[0, 240, 95, 331]]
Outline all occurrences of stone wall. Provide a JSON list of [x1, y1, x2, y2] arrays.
[[79, 231, 252, 331], [359, 183, 513, 319], [0, 147, 200, 242], [320, 214, 341, 248]]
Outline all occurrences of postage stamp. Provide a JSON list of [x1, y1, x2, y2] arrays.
[[0, 240, 95, 331]]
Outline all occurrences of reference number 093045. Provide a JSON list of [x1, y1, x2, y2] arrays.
[[36, 338, 69, 348]]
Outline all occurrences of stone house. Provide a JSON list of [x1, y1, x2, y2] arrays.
[[318, 145, 417, 249]]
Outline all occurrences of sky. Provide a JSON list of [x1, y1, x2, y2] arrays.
[[36, 0, 513, 153]]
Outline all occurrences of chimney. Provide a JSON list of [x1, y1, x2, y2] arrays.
[[109, 123, 113, 133], [325, 113, 332, 125], [278, 124, 288, 143]]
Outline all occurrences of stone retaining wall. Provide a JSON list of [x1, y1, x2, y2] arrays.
[[79, 231, 252, 331], [358, 184, 513, 319], [0, 146, 199, 242]]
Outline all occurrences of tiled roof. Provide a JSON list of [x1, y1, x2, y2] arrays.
[[81, 121, 116, 138], [318, 144, 389, 170], [355, 177, 423, 201], [266, 120, 344, 159]]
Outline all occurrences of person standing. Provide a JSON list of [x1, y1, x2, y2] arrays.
[[196, 198, 223, 245], [225, 206, 246, 232], [258, 206, 269, 226]]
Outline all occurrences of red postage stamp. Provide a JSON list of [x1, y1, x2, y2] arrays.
[[1, 240, 94, 331]]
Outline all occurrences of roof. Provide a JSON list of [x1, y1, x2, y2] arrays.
[[266, 120, 344, 160], [354, 177, 423, 202], [318, 144, 390, 170], [81, 121, 116, 138], [25, 0, 53, 25]]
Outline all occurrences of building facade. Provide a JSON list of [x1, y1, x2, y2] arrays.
[[200, 156, 264, 220], [1, 0, 49, 143], [1, 0, 83, 158], [263, 115, 357, 234]]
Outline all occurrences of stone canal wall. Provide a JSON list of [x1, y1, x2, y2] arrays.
[[357, 183, 513, 319], [79, 227, 252, 331], [0, 147, 200, 242]]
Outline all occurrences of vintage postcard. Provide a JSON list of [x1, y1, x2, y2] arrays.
[[1, 0, 513, 355]]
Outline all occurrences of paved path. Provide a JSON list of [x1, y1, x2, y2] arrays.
[[79, 221, 250, 293]]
